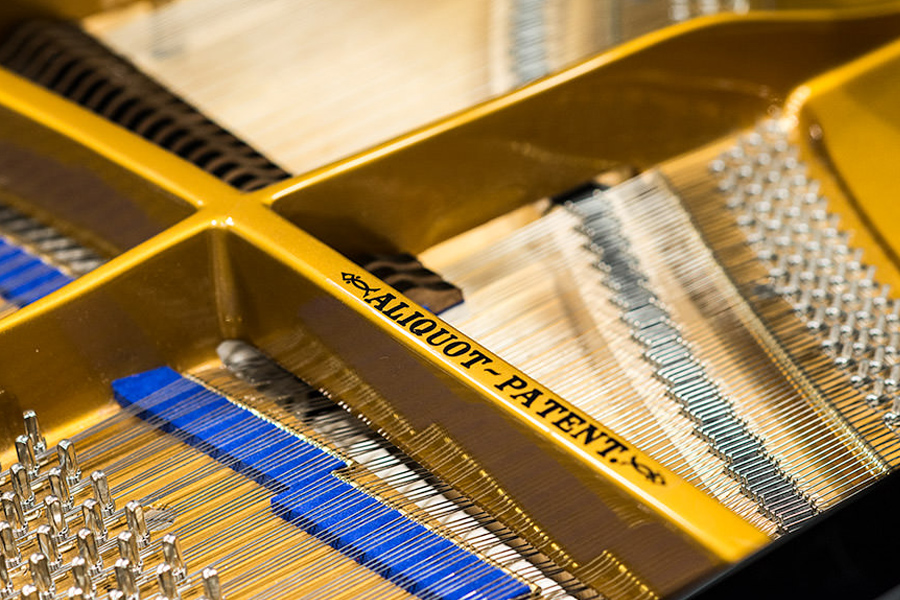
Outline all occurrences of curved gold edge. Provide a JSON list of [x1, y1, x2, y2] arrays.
[[0, 68, 233, 210], [783, 38, 900, 290], [254, 7, 900, 257], [263, 6, 900, 201], [0, 67, 218, 258]]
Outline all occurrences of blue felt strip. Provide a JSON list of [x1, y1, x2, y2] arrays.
[[0, 246, 29, 265], [113, 367, 529, 600], [13, 272, 73, 305], [0, 237, 75, 306]]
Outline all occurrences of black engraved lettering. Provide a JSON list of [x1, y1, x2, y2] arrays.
[[509, 388, 544, 408], [535, 399, 566, 419], [409, 318, 437, 336], [461, 350, 493, 369], [553, 412, 586, 433], [443, 341, 471, 357]]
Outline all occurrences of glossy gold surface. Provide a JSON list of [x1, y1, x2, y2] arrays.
[[0, 2, 897, 598], [787, 38, 900, 283], [262, 8, 900, 257]]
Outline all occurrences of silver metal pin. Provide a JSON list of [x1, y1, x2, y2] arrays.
[[114, 559, 139, 600], [67, 587, 87, 600], [868, 378, 887, 407], [872, 346, 886, 372], [81, 499, 106, 542], [35, 525, 59, 567], [57, 440, 80, 484], [71, 556, 93, 597], [76, 528, 101, 572], [48, 468, 72, 509], [89, 471, 115, 515], [10, 463, 34, 508], [15, 436, 37, 477], [29, 552, 53, 595], [0, 522, 17, 565], [23, 411, 46, 453], [888, 365, 900, 390], [156, 563, 180, 600], [124, 501, 149, 546], [43, 496, 67, 538], [202, 567, 223, 600], [109, 590, 125, 600], [0, 554, 10, 593], [116, 531, 141, 570], [851, 360, 870, 387], [1, 492, 25, 535], [20, 584, 38, 600], [162, 534, 186, 580]]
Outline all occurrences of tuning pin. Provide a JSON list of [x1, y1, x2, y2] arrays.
[[885, 395, 900, 430], [29, 552, 54, 596], [20, 584, 38, 600], [76, 528, 102, 573], [0, 522, 18, 565], [0, 554, 10, 595], [202, 567, 224, 600], [35, 525, 59, 567], [15, 436, 37, 477], [116, 532, 141, 570], [125, 501, 149, 546], [871, 346, 886, 373], [67, 588, 87, 600], [47, 468, 72, 510], [109, 590, 125, 600], [43, 496, 67, 539], [156, 563, 180, 600], [89, 471, 115, 515], [887, 364, 900, 391], [834, 340, 854, 367], [162, 534, 186, 581], [851, 360, 870, 387], [821, 324, 840, 350], [114, 559, 139, 600], [57, 440, 80, 485], [70, 556, 94, 597], [1, 492, 26, 536], [889, 331, 900, 355], [81, 499, 106, 542], [10, 463, 34, 508], [867, 378, 887, 408], [22, 411, 46, 453]]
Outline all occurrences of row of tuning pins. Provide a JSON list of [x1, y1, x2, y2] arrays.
[[711, 120, 900, 423], [3, 556, 221, 600], [756, 211, 900, 412], [0, 411, 224, 600]]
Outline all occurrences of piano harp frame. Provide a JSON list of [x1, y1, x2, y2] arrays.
[[0, 3, 899, 598]]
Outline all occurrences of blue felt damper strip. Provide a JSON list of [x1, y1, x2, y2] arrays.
[[113, 367, 529, 600], [0, 238, 73, 306]]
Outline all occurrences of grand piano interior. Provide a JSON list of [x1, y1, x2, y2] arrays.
[[0, 1, 897, 599]]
